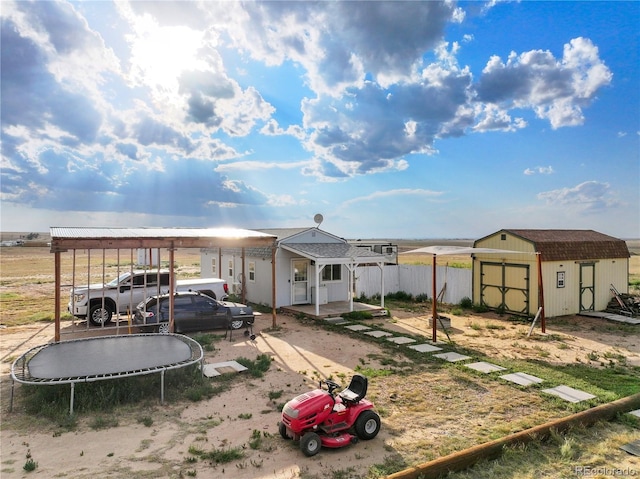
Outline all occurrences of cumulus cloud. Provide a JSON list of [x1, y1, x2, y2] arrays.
[[537, 181, 620, 211], [476, 37, 612, 128]]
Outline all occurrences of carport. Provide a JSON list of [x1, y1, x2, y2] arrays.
[[50, 227, 278, 342]]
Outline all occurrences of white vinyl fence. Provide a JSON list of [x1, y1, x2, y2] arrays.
[[355, 264, 472, 305]]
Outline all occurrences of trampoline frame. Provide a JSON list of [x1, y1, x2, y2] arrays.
[[10, 333, 204, 415]]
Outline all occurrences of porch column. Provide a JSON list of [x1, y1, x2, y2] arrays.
[[349, 261, 354, 312], [315, 262, 322, 317]]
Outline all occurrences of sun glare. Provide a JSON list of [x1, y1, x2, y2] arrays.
[[129, 24, 204, 95]]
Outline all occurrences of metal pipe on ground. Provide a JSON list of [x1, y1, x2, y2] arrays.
[[385, 393, 640, 479]]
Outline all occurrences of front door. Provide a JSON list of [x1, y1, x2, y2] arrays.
[[579, 263, 595, 312], [292, 259, 309, 304]]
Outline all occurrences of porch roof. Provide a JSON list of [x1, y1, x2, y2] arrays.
[[280, 243, 386, 264]]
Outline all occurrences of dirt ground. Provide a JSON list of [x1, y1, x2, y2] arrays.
[[1, 310, 639, 479]]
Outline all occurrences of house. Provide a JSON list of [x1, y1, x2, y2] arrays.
[[201, 227, 387, 316], [472, 229, 630, 318]]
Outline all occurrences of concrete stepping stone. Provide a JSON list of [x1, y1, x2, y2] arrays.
[[408, 343, 443, 353], [620, 439, 640, 457], [542, 385, 596, 403], [628, 409, 640, 418], [386, 336, 416, 345], [203, 360, 248, 378], [465, 361, 507, 374], [364, 330, 393, 338], [324, 317, 350, 325], [500, 372, 544, 386], [433, 352, 472, 362], [345, 324, 372, 331]]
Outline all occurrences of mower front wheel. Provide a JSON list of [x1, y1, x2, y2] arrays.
[[279, 422, 291, 440], [355, 410, 381, 440], [300, 432, 322, 457]]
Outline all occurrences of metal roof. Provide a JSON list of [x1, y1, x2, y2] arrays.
[[49, 227, 277, 252]]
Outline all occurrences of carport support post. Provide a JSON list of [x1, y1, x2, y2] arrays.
[[432, 254, 437, 342], [54, 251, 61, 342], [537, 252, 546, 333]]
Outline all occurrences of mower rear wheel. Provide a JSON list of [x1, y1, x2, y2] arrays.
[[355, 410, 381, 440], [300, 432, 322, 457]]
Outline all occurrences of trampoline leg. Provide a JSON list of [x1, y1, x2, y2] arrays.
[[70, 383, 75, 416], [9, 379, 14, 413], [160, 369, 165, 404]]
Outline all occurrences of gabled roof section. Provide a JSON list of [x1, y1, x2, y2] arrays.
[[280, 243, 386, 264], [256, 227, 345, 244], [255, 228, 312, 240], [477, 229, 629, 261]]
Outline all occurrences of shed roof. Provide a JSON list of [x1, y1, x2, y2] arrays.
[[475, 229, 629, 261]]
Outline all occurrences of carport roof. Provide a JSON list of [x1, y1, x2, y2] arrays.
[[49, 227, 277, 252]]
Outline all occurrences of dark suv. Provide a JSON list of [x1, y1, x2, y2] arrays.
[[134, 291, 254, 334]]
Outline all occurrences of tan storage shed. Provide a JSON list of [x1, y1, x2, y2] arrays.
[[472, 229, 630, 318]]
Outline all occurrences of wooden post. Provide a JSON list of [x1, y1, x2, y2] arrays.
[[432, 253, 437, 342]]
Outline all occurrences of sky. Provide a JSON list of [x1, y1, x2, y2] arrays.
[[1, 1, 639, 240]]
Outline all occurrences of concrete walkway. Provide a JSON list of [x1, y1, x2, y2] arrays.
[[325, 317, 598, 404]]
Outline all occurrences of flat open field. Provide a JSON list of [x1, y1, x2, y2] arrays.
[[1, 241, 639, 478]]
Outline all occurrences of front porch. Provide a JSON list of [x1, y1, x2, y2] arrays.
[[281, 301, 387, 319]]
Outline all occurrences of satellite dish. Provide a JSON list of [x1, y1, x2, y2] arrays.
[[313, 213, 323, 227]]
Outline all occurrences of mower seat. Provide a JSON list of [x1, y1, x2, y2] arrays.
[[339, 374, 368, 404]]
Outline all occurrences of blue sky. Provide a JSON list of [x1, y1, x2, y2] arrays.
[[1, 1, 638, 239]]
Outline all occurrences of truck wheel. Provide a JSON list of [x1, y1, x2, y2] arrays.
[[300, 432, 321, 457], [89, 304, 113, 326], [157, 322, 170, 334], [354, 410, 380, 440]]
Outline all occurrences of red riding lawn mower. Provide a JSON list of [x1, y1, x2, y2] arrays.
[[278, 374, 381, 456]]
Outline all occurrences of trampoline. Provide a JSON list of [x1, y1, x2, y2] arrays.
[[10, 333, 204, 414]]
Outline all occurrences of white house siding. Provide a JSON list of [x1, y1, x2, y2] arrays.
[[355, 264, 472, 305]]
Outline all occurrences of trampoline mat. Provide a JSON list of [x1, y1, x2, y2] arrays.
[[27, 335, 193, 379]]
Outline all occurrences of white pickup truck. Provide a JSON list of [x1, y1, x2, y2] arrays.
[[68, 270, 229, 326]]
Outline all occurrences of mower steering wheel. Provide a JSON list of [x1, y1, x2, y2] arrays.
[[322, 379, 340, 394]]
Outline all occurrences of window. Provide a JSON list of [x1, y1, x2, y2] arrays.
[[557, 271, 565, 288], [322, 264, 342, 281], [500, 234, 507, 240], [228, 260, 234, 279], [211, 258, 217, 276], [248, 262, 256, 282]]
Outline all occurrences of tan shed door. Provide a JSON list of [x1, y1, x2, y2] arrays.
[[579, 263, 595, 312], [480, 262, 530, 315]]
